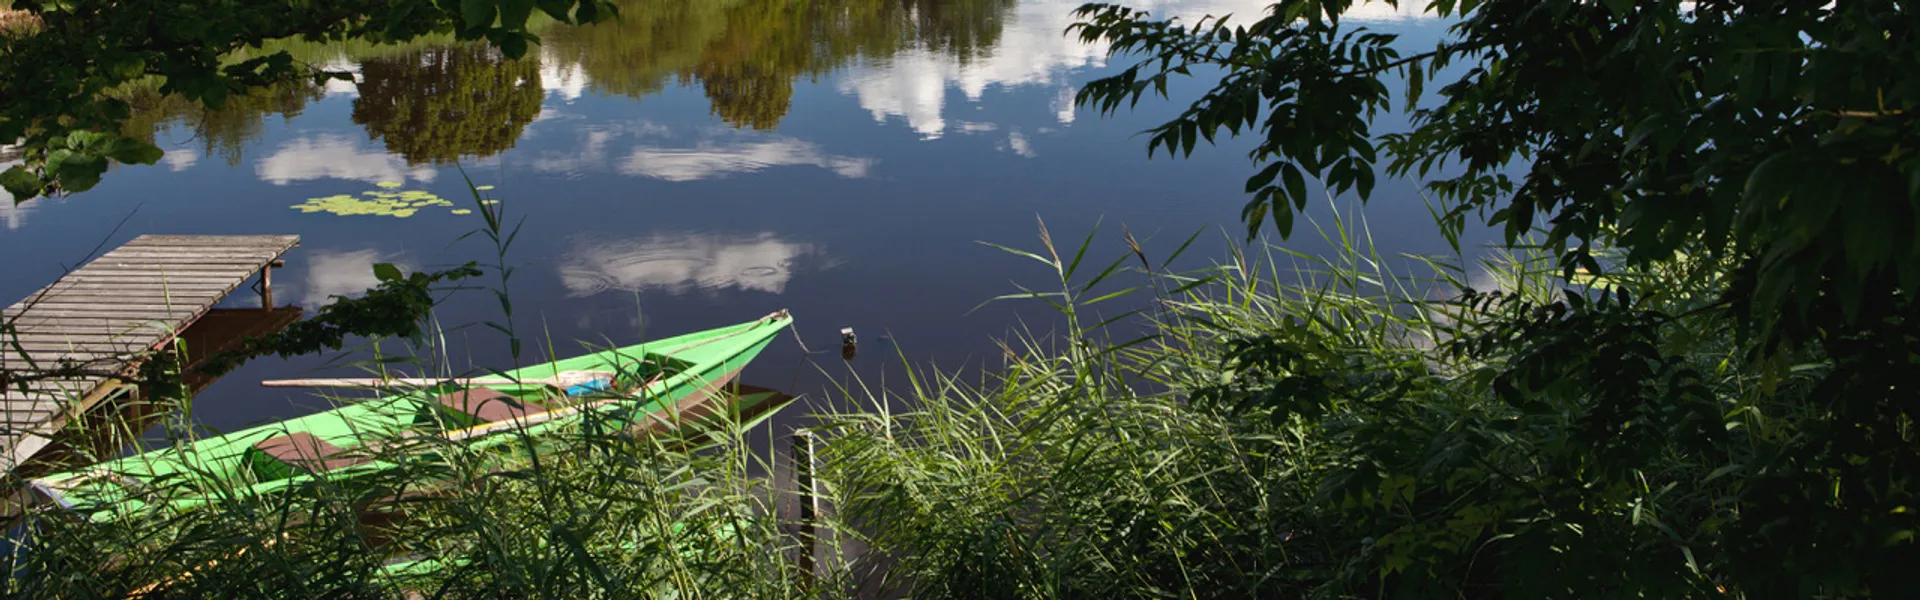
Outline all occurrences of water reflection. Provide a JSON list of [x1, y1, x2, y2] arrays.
[[351, 46, 544, 165], [119, 79, 326, 167], [526, 123, 875, 181], [299, 248, 414, 307], [541, 0, 1016, 129], [257, 134, 439, 185], [106, 0, 1435, 173], [622, 138, 875, 181], [559, 232, 821, 296]]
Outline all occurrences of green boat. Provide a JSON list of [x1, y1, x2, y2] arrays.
[[27, 311, 795, 521]]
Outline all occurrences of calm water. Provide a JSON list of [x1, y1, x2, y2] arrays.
[[1, 0, 1459, 435]]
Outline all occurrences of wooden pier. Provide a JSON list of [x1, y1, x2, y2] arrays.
[[1, 234, 300, 469]]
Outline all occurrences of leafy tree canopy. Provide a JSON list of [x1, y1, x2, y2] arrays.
[[1074, 0, 1917, 349], [0, 0, 618, 200]]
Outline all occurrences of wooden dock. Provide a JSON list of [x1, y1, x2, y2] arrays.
[[1, 234, 300, 469]]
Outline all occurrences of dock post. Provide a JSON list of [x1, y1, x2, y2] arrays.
[[792, 429, 818, 582], [256, 260, 284, 309]]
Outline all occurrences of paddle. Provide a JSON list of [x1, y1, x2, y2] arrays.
[[259, 370, 615, 390]]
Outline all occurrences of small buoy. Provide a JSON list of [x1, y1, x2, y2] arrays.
[[841, 327, 857, 361]]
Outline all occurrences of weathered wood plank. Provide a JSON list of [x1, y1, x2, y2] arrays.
[[4, 314, 200, 326], [6, 300, 217, 313], [98, 251, 284, 261], [86, 259, 276, 270], [39, 275, 245, 286], [56, 268, 261, 279], [129, 234, 298, 243], [1, 332, 159, 343], [124, 237, 299, 249], [16, 295, 232, 307], [7, 301, 215, 312], [2, 322, 180, 333], [2, 348, 140, 361], [128, 233, 299, 243], [101, 247, 287, 257]]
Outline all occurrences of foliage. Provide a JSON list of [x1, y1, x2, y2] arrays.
[[196, 261, 483, 376], [0, 0, 619, 200], [1071, 0, 1920, 596], [1072, 0, 1919, 346], [351, 45, 544, 165]]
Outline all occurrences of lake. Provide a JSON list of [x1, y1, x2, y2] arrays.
[[1, 0, 1461, 437]]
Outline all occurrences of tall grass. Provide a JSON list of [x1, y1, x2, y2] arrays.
[[800, 207, 1443, 597], [6, 194, 1770, 598], [803, 202, 1772, 598]]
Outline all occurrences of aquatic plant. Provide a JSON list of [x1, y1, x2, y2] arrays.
[[290, 182, 469, 218]]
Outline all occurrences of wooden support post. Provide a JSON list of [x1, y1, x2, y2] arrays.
[[792, 429, 818, 582], [256, 260, 283, 309]]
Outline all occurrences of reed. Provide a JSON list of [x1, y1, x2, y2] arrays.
[[5, 194, 1771, 598]]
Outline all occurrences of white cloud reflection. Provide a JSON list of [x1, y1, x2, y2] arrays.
[[539, 47, 590, 102], [523, 123, 875, 182], [621, 139, 875, 181], [256, 134, 438, 185], [298, 248, 415, 307], [560, 232, 821, 296], [163, 148, 199, 172], [837, 0, 1433, 138]]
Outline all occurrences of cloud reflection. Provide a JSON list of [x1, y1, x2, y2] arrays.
[[524, 123, 875, 182], [559, 232, 821, 296], [256, 134, 439, 185], [622, 139, 875, 181], [298, 248, 415, 307], [838, 0, 1431, 138]]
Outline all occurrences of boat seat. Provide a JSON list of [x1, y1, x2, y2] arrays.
[[435, 388, 554, 424], [250, 432, 370, 478]]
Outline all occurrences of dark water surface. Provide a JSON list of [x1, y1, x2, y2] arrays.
[[1, 0, 1454, 436]]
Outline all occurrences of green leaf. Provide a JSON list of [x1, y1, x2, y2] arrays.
[[2, 167, 42, 200], [498, 32, 529, 58], [1246, 161, 1284, 194], [373, 263, 404, 283], [55, 153, 107, 192], [65, 130, 106, 150], [1281, 162, 1308, 209], [535, 0, 572, 21], [499, 0, 534, 29], [462, 0, 497, 29]]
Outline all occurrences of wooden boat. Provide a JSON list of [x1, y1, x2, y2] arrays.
[[27, 311, 795, 520]]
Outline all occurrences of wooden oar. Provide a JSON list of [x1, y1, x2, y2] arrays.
[[259, 370, 615, 390]]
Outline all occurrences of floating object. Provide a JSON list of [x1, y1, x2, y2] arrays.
[[841, 327, 857, 361], [28, 311, 796, 520], [261, 370, 614, 390]]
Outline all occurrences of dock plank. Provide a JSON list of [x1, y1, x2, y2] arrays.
[[3, 234, 299, 468]]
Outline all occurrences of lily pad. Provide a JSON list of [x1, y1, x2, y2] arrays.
[[292, 184, 469, 218]]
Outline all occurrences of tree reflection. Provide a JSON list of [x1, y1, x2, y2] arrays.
[[351, 45, 544, 165], [111, 0, 1016, 165], [546, 0, 1016, 130], [117, 80, 326, 166]]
